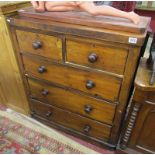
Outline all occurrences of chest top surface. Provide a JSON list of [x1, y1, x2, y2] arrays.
[[18, 7, 151, 34], [8, 7, 151, 46]]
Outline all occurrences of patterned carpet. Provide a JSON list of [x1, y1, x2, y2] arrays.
[[0, 104, 113, 154]]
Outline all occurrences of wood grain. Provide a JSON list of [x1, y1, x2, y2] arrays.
[[23, 55, 122, 102], [0, 2, 30, 15], [28, 78, 116, 125], [8, 16, 148, 46], [135, 58, 155, 91], [16, 30, 62, 61], [119, 58, 155, 153], [31, 99, 112, 141], [0, 14, 29, 115], [8, 8, 149, 148], [18, 7, 151, 34], [110, 46, 141, 144], [66, 37, 128, 75]]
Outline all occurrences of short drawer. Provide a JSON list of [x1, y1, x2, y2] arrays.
[[16, 30, 62, 61], [28, 79, 116, 125], [23, 56, 121, 102], [31, 100, 112, 141], [66, 38, 128, 75]]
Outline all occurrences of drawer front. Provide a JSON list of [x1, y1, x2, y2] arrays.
[[66, 38, 128, 75], [16, 30, 62, 61], [31, 100, 111, 141], [28, 79, 116, 125], [23, 56, 121, 102]]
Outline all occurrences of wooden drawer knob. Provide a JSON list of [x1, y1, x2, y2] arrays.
[[32, 41, 42, 49], [84, 105, 93, 114], [88, 53, 98, 63], [42, 89, 49, 96], [83, 125, 91, 133], [46, 111, 52, 117], [86, 80, 95, 89], [38, 66, 47, 73]]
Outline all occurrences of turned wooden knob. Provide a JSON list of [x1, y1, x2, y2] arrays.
[[88, 53, 98, 63], [46, 111, 52, 117], [86, 80, 95, 89], [84, 105, 93, 114], [42, 89, 49, 96], [38, 66, 46, 73], [83, 125, 91, 133], [32, 41, 42, 49]]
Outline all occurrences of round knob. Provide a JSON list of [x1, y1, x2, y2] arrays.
[[84, 105, 93, 114], [32, 41, 42, 49], [86, 80, 95, 89], [38, 66, 46, 73], [83, 125, 91, 133], [46, 111, 52, 117], [42, 89, 49, 96], [88, 53, 98, 63]]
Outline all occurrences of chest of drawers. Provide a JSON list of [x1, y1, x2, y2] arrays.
[[8, 8, 150, 149]]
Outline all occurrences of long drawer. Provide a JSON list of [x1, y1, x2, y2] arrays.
[[30, 100, 112, 141], [23, 55, 122, 102], [16, 30, 62, 61], [28, 78, 116, 125]]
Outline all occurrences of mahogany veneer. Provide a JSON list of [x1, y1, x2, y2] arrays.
[[8, 7, 150, 149]]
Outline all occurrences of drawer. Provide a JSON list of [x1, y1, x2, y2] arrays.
[[28, 79, 116, 125], [16, 30, 62, 61], [31, 100, 112, 141], [66, 38, 128, 75], [23, 56, 121, 102]]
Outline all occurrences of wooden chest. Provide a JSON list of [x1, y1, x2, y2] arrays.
[[119, 58, 155, 153], [7, 7, 150, 149]]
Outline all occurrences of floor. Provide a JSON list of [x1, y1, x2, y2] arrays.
[[0, 104, 114, 154]]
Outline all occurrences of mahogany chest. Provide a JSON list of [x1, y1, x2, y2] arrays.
[[7, 7, 150, 149]]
